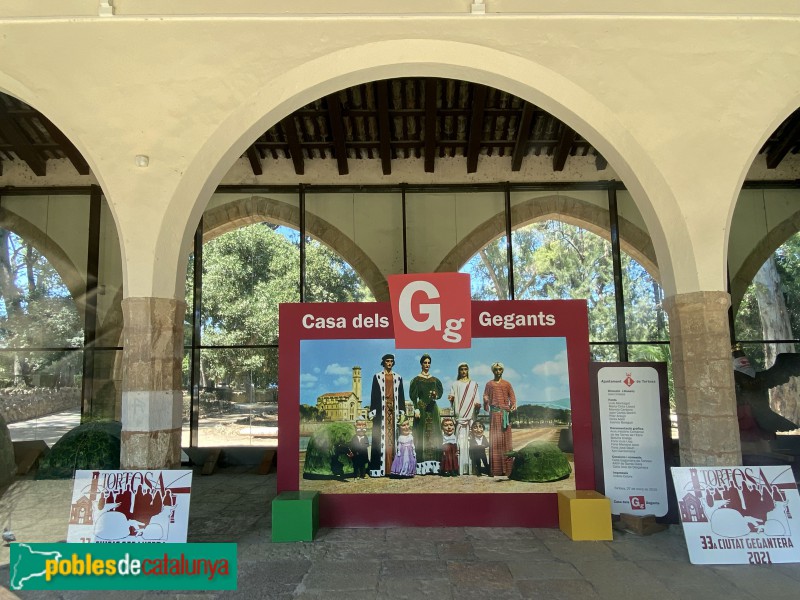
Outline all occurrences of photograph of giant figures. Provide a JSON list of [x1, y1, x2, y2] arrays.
[[298, 336, 576, 494]]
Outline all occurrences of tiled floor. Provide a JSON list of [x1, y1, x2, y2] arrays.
[[2, 466, 800, 599]]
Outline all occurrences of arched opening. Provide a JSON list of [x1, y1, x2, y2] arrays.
[[0, 91, 125, 446], [727, 105, 800, 462]]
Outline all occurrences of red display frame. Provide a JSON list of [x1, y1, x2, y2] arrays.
[[278, 299, 595, 527]]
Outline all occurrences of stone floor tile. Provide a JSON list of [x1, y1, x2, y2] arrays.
[[516, 579, 601, 600]]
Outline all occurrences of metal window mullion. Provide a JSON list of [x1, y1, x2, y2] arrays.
[[189, 217, 203, 447], [505, 183, 514, 300], [300, 184, 306, 301], [81, 185, 101, 420], [608, 186, 628, 361]]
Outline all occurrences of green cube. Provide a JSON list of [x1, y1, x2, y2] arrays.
[[271, 491, 320, 542]]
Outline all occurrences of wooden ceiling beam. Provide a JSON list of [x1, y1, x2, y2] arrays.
[[281, 116, 305, 175], [326, 93, 349, 175], [0, 103, 46, 176], [37, 114, 90, 175], [376, 80, 392, 175], [424, 78, 438, 173], [466, 84, 488, 173], [766, 111, 800, 169], [511, 103, 536, 172], [245, 146, 263, 176], [553, 124, 577, 172]]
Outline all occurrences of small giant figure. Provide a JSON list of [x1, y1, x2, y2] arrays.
[[348, 419, 370, 479]]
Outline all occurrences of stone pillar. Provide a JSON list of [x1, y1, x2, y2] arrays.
[[120, 297, 185, 469], [663, 291, 741, 466]]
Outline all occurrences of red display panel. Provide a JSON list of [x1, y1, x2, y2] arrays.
[[278, 300, 594, 527]]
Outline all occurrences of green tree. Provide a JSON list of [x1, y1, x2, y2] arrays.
[[0, 229, 82, 387], [186, 224, 369, 389], [464, 221, 664, 360]]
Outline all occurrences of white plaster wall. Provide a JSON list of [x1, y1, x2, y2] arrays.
[[0, 3, 798, 302]]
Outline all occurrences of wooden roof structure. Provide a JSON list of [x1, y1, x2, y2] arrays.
[[2, 78, 799, 178]]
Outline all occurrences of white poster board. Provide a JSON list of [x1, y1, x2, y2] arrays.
[[672, 466, 800, 564], [597, 365, 669, 516], [66, 470, 192, 543]]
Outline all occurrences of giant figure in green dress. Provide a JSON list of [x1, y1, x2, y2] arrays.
[[409, 353, 444, 473]]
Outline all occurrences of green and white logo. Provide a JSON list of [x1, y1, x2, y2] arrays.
[[9, 543, 237, 590]]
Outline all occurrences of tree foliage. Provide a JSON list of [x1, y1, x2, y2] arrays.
[[186, 224, 368, 388], [735, 232, 800, 369], [463, 221, 666, 361], [0, 230, 83, 386]]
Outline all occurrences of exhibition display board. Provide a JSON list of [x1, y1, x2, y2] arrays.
[[66, 470, 193, 543], [590, 363, 674, 519], [672, 466, 800, 564], [278, 298, 594, 527]]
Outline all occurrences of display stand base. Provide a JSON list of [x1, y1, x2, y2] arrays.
[[271, 491, 319, 542], [557, 490, 613, 540]]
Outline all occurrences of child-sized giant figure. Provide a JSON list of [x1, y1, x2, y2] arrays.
[[469, 421, 490, 476], [348, 419, 370, 478], [369, 353, 406, 477]]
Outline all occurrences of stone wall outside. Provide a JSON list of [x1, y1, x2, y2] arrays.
[[0, 387, 81, 424]]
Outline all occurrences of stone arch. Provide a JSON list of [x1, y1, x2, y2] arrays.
[[201, 196, 388, 300], [437, 195, 659, 280], [730, 207, 800, 314], [0, 206, 86, 315], [166, 39, 682, 298]]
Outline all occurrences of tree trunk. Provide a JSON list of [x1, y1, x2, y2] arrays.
[[754, 257, 800, 426]]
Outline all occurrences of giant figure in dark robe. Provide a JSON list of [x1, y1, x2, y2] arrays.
[[368, 353, 406, 477]]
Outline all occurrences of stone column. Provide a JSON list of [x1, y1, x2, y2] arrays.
[[120, 297, 185, 469], [663, 291, 741, 466]]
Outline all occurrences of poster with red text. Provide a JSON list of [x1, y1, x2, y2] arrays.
[[672, 466, 800, 564], [278, 298, 594, 528], [66, 470, 192, 543]]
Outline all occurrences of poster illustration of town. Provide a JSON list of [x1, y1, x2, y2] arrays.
[[66, 470, 193, 543], [672, 466, 800, 564], [278, 299, 596, 527], [298, 336, 575, 494]]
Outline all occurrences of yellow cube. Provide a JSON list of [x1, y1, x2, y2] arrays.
[[557, 490, 613, 541]]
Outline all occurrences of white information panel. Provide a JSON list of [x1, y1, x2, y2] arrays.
[[672, 466, 800, 564], [66, 470, 192, 543], [597, 366, 668, 516]]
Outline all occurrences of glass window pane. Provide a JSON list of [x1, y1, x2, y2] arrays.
[[306, 192, 402, 302], [2, 349, 83, 446], [0, 206, 85, 349], [200, 223, 300, 347], [511, 220, 617, 343], [190, 347, 279, 448], [406, 190, 505, 275]]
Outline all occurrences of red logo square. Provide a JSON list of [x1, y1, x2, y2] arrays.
[[387, 273, 471, 349], [629, 495, 646, 510]]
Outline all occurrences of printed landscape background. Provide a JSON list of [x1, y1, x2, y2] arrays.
[[299, 337, 570, 411]]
